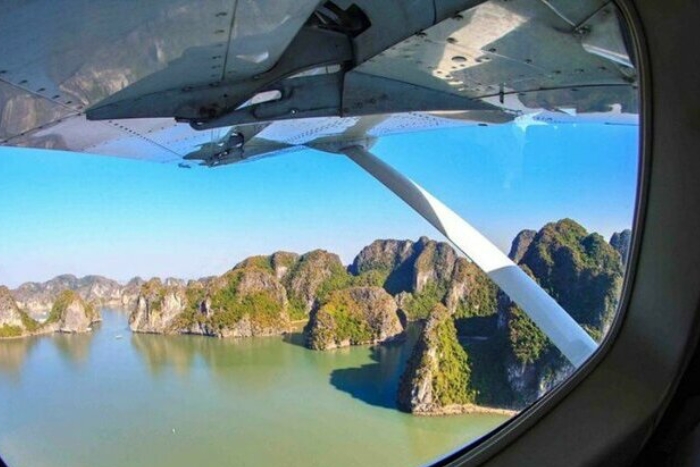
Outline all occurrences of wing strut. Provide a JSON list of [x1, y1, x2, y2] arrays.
[[340, 144, 597, 367]]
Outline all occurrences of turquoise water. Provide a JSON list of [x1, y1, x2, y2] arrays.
[[0, 310, 509, 467]]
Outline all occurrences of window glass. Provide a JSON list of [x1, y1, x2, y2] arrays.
[[0, 1, 638, 466]]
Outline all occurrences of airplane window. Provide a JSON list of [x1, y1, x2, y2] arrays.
[[0, 1, 639, 466]]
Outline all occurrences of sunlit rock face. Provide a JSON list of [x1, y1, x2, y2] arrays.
[[351, 238, 498, 321], [121, 277, 146, 308], [305, 286, 403, 350], [202, 266, 290, 338], [129, 279, 187, 335], [129, 267, 291, 339], [46, 290, 101, 334], [397, 304, 475, 414], [13, 274, 124, 314], [0, 286, 33, 337], [283, 250, 347, 316]]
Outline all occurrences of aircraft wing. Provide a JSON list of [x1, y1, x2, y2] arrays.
[[0, 0, 638, 167]]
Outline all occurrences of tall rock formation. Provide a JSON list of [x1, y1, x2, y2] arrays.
[[283, 250, 350, 318], [610, 229, 632, 267], [496, 219, 623, 406], [128, 278, 187, 334], [14, 274, 125, 313], [121, 277, 145, 308], [129, 266, 291, 338], [351, 237, 498, 321], [508, 229, 537, 263], [0, 286, 37, 338], [45, 289, 101, 333], [518, 218, 623, 335], [397, 304, 476, 414], [305, 286, 403, 350]]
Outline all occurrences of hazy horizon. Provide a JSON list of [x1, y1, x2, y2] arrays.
[[0, 122, 638, 288]]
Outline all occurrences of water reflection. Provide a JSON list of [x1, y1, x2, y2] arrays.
[[130, 334, 198, 377], [51, 328, 97, 368], [0, 337, 37, 377], [130, 331, 295, 393]]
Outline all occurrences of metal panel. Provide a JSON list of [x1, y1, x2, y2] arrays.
[[224, 0, 323, 80], [351, 0, 632, 104], [0, 81, 78, 142], [0, 0, 238, 110]]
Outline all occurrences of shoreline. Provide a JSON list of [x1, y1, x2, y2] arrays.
[[413, 404, 519, 417]]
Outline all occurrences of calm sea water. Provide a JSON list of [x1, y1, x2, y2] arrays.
[[0, 310, 509, 467]]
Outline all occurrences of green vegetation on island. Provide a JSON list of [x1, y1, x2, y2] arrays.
[[398, 303, 476, 414], [3, 218, 629, 417]]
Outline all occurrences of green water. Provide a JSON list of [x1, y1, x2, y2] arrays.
[[0, 310, 509, 467]]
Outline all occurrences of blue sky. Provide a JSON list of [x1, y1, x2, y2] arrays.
[[0, 122, 639, 287]]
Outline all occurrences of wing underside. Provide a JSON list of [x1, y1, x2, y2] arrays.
[[0, 0, 638, 167]]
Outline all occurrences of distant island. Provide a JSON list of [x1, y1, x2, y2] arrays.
[[0, 219, 631, 414]]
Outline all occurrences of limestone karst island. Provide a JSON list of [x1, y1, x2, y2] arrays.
[[0, 219, 629, 414]]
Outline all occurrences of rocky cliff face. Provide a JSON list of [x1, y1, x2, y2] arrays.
[[128, 279, 187, 334], [202, 267, 290, 337], [518, 218, 623, 335], [13, 274, 127, 313], [495, 219, 623, 406], [129, 267, 291, 338], [0, 286, 36, 338], [509, 229, 537, 263], [121, 277, 145, 308], [351, 239, 418, 293], [284, 250, 349, 317], [351, 237, 498, 321], [397, 304, 475, 414], [45, 289, 101, 333], [305, 286, 403, 350], [610, 229, 632, 267]]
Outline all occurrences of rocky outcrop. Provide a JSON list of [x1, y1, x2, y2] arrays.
[[508, 229, 537, 263], [397, 304, 475, 414], [494, 219, 623, 407], [352, 237, 498, 321], [120, 277, 145, 308], [351, 239, 418, 293], [610, 229, 632, 267], [129, 268, 291, 338], [518, 218, 623, 334], [284, 250, 349, 316], [305, 286, 403, 350], [271, 252, 299, 280], [202, 267, 290, 337], [128, 279, 187, 334], [14, 274, 127, 313], [45, 290, 101, 333], [0, 286, 37, 338], [412, 238, 458, 292], [233, 251, 300, 281]]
